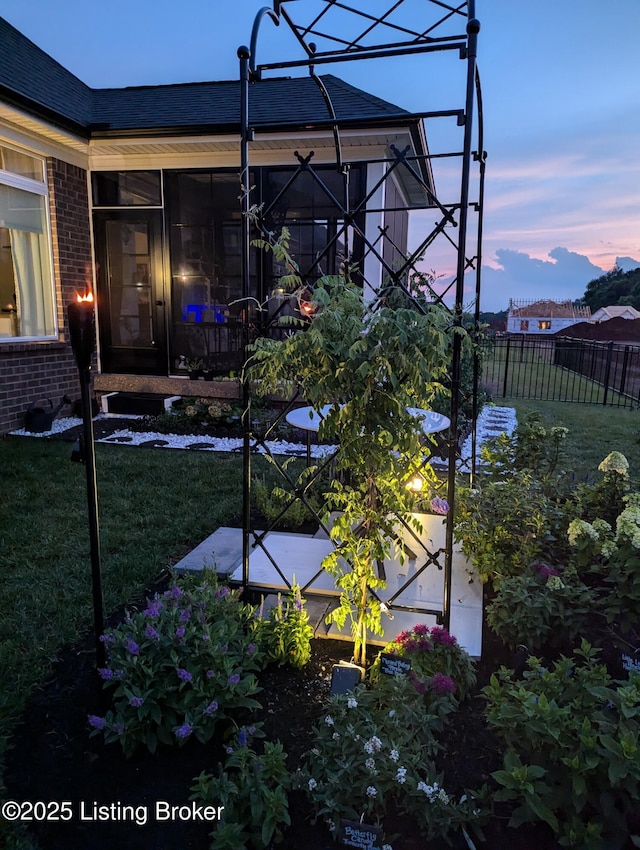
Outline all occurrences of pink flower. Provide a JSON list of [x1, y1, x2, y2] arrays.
[[430, 626, 457, 646], [430, 673, 457, 695], [413, 624, 429, 636]]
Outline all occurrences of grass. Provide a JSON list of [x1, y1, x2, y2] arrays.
[[504, 399, 640, 488], [0, 437, 243, 809]]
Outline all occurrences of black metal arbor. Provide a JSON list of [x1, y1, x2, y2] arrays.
[[237, 0, 485, 632]]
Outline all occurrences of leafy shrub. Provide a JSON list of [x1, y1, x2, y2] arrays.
[[485, 564, 596, 650], [484, 641, 640, 849], [88, 575, 263, 757], [298, 679, 485, 844], [134, 397, 240, 435], [455, 473, 565, 583], [568, 489, 640, 634], [191, 730, 291, 850], [254, 584, 314, 669], [370, 624, 476, 700]]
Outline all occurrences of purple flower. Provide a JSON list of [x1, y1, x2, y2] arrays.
[[129, 695, 144, 708], [179, 608, 191, 623], [177, 668, 193, 682], [430, 673, 457, 695], [408, 673, 427, 695], [144, 625, 160, 640], [88, 714, 106, 730], [248, 726, 256, 735], [430, 496, 450, 515], [247, 643, 256, 656], [175, 626, 186, 639], [226, 746, 234, 754], [238, 727, 248, 747], [206, 669, 215, 679], [143, 600, 163, 618], [112, 721, 124, 736], [220, 644, 228, 655], [204, 700, 218, 715], [293, 587, 303, 612], [125, 638, 140, 656], [215, 587, 230, 599], [202, 633, 211, 641], [170, 586, 183, 600], [533, 562, 560, 580], [227, 674, 240, 686], [430, 626, 457, 646], [175, 723, 192, 739], [99, 633, 115, 646], [413, 624, 429, 636], [98, 668, 114, 680]]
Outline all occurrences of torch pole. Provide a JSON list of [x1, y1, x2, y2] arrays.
[[79, 365, 106, 669]]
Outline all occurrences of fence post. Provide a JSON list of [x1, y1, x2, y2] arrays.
[[620, 346, 629, 400], [602, 340, 614, 406], [502, 336, 511, 397]]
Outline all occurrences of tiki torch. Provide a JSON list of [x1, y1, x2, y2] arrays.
[[67, 292, 106, 669]]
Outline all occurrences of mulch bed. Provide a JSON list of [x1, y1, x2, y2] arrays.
[[4, 573, 568, 850]]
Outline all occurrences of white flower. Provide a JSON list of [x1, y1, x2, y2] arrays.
[[332, 732, 340, 741], [568, 518, 599, 546], [366, 785, 377, 798], [389, 748, 399, 762], [438, 788, 450, 804], [325, 715, 334, 726], [388, 709, 396, 718], [546, 575, 565, 591], [326, 819, 336, 833], [308, 778, 317, 791], [347, 697, 358, 709], [365, 757, 376, 771], [382, 845, 393, 850], [599, 451, 629, 476], [396, 766, 407, 784]]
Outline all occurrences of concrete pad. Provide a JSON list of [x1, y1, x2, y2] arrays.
[[230, 536, 340, 594], [173, 526, 247, 575]]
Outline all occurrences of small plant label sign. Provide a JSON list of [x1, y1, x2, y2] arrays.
[[621, 653, 640, 674], [338, 820, 383, 850], [379, 652, 412, 677]]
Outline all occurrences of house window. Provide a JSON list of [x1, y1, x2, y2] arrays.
[[538, 320, 551, 330], [520, 320, 529, 331], [0, 144, 55, 340]]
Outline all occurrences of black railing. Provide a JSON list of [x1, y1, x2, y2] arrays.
[[482, 335, 640, 407]]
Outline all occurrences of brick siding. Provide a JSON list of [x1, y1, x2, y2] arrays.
[[0, 157, 92, 434]]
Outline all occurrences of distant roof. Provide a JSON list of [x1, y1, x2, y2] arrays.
[[591, 305, 640, 321], [508, 299, 591, 319], [0, 16, 415, 139]]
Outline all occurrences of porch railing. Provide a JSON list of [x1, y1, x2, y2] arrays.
[[482, 335, 640, 407]]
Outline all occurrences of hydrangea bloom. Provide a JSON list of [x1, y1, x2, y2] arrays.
[[546, 575, 565, 591], [598, 451, 629, 476], [568, 518, 599, 546], [430, 496, 450, 515]]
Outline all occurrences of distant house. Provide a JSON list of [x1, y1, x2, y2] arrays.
[[506, 299, 591, 335], [590, 305, 640, 323]]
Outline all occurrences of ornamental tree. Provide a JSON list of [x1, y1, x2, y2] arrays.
[[247, 275, 456, 665]]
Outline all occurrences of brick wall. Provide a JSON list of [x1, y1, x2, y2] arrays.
[[0, 157, 92, 434]]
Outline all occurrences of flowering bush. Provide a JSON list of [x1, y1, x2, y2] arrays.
[[253, 583, 314, 669], [191, 728, 291, 850], [88, 574, 263, 757], [569, 490, 640, 634], [484, 641, 640, 849], [137, 396, 240, 436], [485, 563, 596, 650], [298, 678, 486, 845], [370, 624, 476, 700]]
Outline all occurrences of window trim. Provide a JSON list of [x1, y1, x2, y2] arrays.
[[0, 145, 57, 343]]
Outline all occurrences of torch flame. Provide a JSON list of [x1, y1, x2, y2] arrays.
[[75, 292, 94, 303]]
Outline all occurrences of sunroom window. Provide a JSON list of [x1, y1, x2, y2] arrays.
[[0, 144, 55, 340]]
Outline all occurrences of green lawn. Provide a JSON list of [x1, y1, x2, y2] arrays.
[[505, 399, 640, 487]]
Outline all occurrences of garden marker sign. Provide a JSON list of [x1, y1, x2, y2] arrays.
[[379, 652, 412, 677], [338, 819, 383, 850]]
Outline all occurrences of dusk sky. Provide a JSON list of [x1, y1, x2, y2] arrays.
[[3, 1, 639, 311]]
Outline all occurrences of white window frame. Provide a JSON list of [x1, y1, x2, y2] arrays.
[[0, 144, 57, 343]]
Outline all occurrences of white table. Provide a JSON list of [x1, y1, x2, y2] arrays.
[[285, 404, 450, 464]]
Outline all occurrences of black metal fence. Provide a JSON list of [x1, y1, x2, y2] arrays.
[[482, 335, 640, 407]]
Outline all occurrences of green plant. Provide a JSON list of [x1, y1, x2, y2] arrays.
[[568, 489, 640, 634], [485, 564, 596, 650], [254, 583, 314, 668], [184, 356, 204, 372], [298, 679, 485, 844], [247, 276, 454, 664], [191, 730, 291, 850], [484, 641, 640, 849], [88, 574, 263, 757], [370, 624, 476, 700], [455, 473, 565, 583]]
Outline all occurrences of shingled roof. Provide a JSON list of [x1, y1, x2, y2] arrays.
[[0, 16, 413, 138]]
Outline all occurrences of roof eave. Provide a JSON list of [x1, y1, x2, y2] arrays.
[[0, 85, 90, 139]]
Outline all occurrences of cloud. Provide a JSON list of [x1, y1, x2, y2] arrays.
[[478, 247, 609, 312]]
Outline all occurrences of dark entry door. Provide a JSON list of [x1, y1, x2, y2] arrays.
[[94, 210, 166, 374]]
